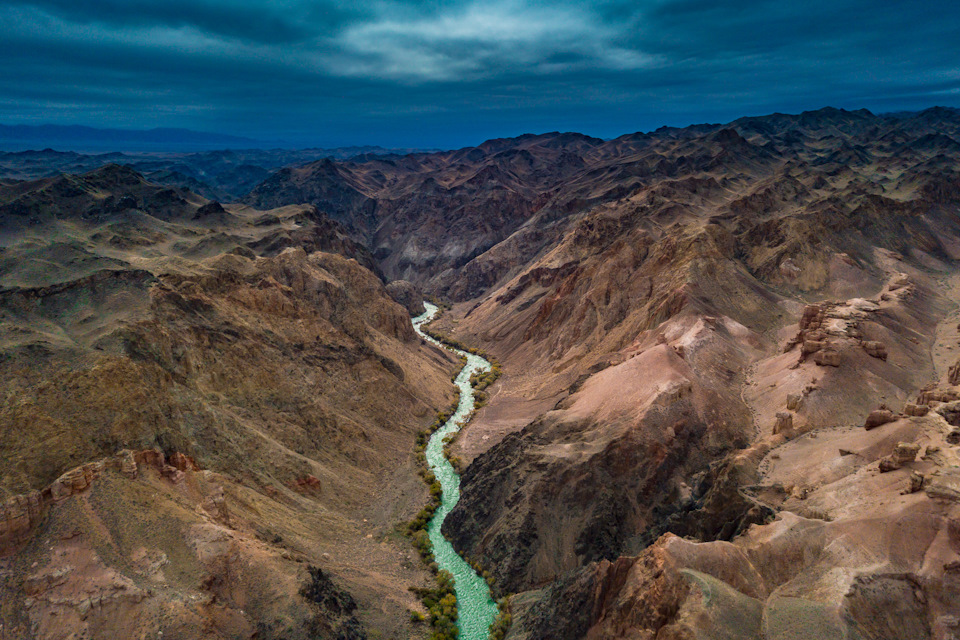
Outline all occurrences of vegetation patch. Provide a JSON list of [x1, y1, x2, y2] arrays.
[[408, 381, 463, 636], [410, 570, 459, 640], [489, 596, 513, 640], [421, 323, 502, 413], [408, 302, 508, 639]]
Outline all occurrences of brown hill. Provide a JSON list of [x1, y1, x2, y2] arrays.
[[417, 108, 960, 637], [0, 168, 457, 639], [242, 108, 960, 305], [8, 106, 960, 639], [243, 133, 619, 289]]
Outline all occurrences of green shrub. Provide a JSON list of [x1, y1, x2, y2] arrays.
[[410, 570, 460, 640], [410, 304, 510, 640], [489, 596, 513, 640], [474, 391, 489, 408]]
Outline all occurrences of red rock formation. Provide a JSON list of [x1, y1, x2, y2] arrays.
[[1, 449, 196, 554], [864, 409, 897, 430], [773, 412, 794, 436]]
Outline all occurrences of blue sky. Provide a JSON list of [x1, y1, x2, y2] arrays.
[[2, 0, 959, 148]]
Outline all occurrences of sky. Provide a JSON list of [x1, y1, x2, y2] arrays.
[[2, 0, 960, 148]]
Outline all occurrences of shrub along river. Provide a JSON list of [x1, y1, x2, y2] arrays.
[[412, 302, 499, 640]]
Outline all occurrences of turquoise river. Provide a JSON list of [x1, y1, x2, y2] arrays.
[[412, 302, 499, 640]]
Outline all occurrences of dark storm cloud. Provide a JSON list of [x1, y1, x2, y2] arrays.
[[4, 0, 354, 44], [2, 0, 959, 147]]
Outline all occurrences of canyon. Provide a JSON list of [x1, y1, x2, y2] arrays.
[[2, 105, 960, 639]]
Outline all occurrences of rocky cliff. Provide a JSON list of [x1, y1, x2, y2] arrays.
[[0, 166, 456, 639], [427, 107, 960, 637], [242, 107, 960, 306], [8, 106, 960, 639]]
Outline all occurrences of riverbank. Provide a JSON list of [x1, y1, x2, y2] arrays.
[[412, 302, 499, 640]]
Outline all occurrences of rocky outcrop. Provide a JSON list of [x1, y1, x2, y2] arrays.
[[865, 409, 897, 430], [909, 471, 927, 493], [924, 467, 960, 501], [920, 388, 960, 405], [813, 348, 841, 367], [787, 305, 841, 366], [786, 393, 801, 411], [384, 280, 426, 316], [862, 340, 888, 360], [949, 358, 960, 385], [1, 449, 197, 554], [879, 441, 921, 472], [773, 411, 794, 435], [785, 297, 891, 370], [300, 566, 367, 640], [905, 402, 930, 416]]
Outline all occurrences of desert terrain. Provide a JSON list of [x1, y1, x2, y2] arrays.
[[3, 106, 960, 639]]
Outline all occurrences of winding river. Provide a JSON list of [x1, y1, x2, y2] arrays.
[[412, 302, 499, 640]]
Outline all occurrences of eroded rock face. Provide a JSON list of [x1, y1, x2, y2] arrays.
[[786, 394, 802, 411], [444, 314, 764, 594], [0, 448, 202, 552], [950, 358, 960, 386], [862, 340, 889, 360], [384, 280, 426, 316], [865, 409, 897, 430], [435, 109, 960, 640], [813, 348, 842, 367], [894, 442, 922, 464], [925, 468, 960, 501], [774, 412, 794, 436], [785, 295, 893, 370], [511, 520, 949, 640], [300, 566, 366, 640], [800, 304, 824, 331], [909, 471, 926, 493], [879, 441, 921, 473], [905, 403, 930, 417], [0, 171, 456, 640]]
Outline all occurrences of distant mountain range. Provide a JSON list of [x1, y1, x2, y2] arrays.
[[0, 124, 275, 151], [0, 123, 430, 154], [0, 144, 435, 200]]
